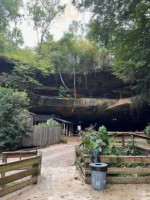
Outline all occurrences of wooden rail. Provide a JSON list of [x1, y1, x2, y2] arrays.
[[110, 132, 150, 154], [0, 151, 42, 198], [2, 150, 38, 163]]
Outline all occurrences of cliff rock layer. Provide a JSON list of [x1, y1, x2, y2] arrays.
[[0, 57, 149, 130]]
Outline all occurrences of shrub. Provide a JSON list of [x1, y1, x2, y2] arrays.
[[38, 118, 60, 127], [81, 125, 120, 155], [0, 87, 30, 150]]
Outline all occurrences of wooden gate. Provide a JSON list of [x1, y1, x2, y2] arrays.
[[0, 151, 42, 198]]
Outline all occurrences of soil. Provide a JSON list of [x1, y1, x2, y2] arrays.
[[2, 137, 150, 200]]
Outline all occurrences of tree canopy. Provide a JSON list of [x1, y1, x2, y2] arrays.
[[73, 0, 150, 101]]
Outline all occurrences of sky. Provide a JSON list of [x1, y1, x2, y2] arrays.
[[19, 0, 90, 48]]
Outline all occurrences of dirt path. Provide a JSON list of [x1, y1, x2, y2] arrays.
[[3, 137, 150, 200]]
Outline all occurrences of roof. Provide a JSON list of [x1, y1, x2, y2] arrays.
[[52, 117, 74, 124], [29, 112, 36, 116]]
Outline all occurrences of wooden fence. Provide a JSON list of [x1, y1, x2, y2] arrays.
[[76, 132, 150, 184], [76, 146, 150, 184], [0, 151, 42, 198], [21, 126, 62, 147]]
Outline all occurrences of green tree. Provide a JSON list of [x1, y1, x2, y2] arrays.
[[6, 27, 24, 51], [0, 0, 23, 30], [27, 0, 65, 52], [73, 0, 150, 102], [40, 32, 106, 97], [0, 87, 30, 150], [1, 48, 54, 90], [0, 0, 23, 53]]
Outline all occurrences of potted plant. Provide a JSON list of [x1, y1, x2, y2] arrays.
[[145, 125, 150, 144]]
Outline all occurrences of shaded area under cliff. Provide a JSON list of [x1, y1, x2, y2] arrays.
[[30, 95, 150, 131]]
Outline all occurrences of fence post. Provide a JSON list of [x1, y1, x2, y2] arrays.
[[122, 135, 125, 150], [131, 134, 136, 155], [32, 163, 39, 184]]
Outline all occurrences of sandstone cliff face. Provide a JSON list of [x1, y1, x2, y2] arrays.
[[0, 57, 149, 130], [30, 94, 150, 130], [34, 72, 134, 99]]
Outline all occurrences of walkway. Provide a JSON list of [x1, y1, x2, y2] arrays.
[[3, 137, 150, 200]]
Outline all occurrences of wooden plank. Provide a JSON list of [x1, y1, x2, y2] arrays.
[[0, 177, 37, 198], [100, 156, 150, 164], [0, 156, 40, 173], [135, 144, 150, 152], [2, 151, 37, 158], [0, 168, 38, 187], [133, 134, 150, 140], [107, 176, 150, 184], [84, 167, 150, 175], [83, 155, 150, 164], [76, 164, 86, 182], [108, 168, 150, 174], [83, 176, 150, 184]]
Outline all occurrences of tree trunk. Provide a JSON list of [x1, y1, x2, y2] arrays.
[[59, 73, 74, 97], [74, 68, 77, 98]]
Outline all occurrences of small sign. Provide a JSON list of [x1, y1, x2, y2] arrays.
[[77, 125, 81, 131]]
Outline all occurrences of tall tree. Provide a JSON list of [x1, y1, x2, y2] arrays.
[[0, 0, 23, 53], [73, 0, 150, 102], [0, 0, 23, 30], [27, 0, 65, 52], [39, 32, 106, 98]]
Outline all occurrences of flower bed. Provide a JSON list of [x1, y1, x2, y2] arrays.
[[75, 146, 150, 184]]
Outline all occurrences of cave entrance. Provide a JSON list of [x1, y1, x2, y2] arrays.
[[30, 111, 149, 134]]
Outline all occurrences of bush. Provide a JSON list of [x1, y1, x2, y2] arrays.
[[38, 118, 60, 127], [81, 125, 120, 155], [0, 87, 30, 150]]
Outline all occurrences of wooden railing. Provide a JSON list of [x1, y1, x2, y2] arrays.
[[2, 150, 38, 163], [0, 151, 42, 198], [110, 132, 150, 155]]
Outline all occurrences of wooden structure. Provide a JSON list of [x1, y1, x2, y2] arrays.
[[76, 146, 150, 184], [111, 132, 150, 155], [21, 126, 62, 147], [33, 114, 52, 124], [28, 112, 36, 127], [76, 132, 150, 184], [0, 151, 42, 198], [52, 117, 74, 137], [28, 114, 75, 137], [2, 150, 38, 163]]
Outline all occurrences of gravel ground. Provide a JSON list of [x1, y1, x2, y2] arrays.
[[2, 137, 150, 200]]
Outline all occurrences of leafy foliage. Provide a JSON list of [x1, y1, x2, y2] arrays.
[[58, 86, 68, 98], [0, 0, 23, 53], [0, 87, 30, 150], [38, 118, 60, 127], [0, 0, 23, 30], [27, 0, 65, 51], [73, 0, 150, 101], [40, 32, 107, 74], [1, 48, 55, 89], [81, 126, 119, 155]]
